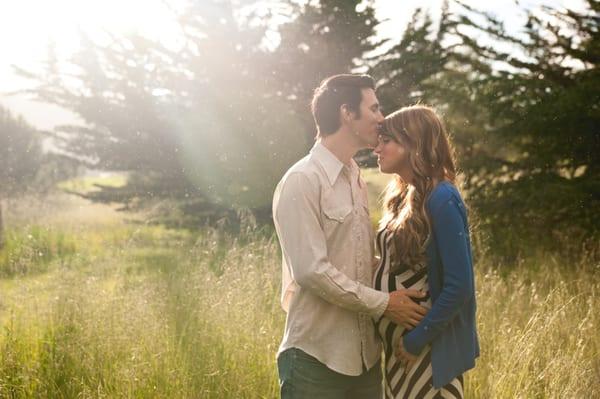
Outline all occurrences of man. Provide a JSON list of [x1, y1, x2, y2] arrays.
[[272, 74, 428, 398]]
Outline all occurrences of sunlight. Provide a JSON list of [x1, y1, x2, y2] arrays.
[[0, 0, 181, 67], [0, 0, 184, 127]]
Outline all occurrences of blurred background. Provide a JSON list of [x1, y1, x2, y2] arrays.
[[0, 1, 598, 397], [1, 0, 597, 253]]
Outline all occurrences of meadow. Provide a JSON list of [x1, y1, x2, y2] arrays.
[[0, 175, 598, 398]]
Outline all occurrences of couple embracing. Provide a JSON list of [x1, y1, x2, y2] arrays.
[[272, 74, 479, 399]]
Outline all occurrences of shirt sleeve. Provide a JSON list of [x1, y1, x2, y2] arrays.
[[273, 172, 389, 318], [403, 196, 474, 355]]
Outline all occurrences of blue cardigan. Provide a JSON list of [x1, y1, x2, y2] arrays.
[[402, 182, 480, 389]]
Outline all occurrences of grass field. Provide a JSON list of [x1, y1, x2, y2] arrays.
[[0, 181, 598, 398]]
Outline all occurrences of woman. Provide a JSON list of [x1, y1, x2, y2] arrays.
[[372, 105, 479, 398]]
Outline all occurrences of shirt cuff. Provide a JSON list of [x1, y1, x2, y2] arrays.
[[364, 289, 389, 318]]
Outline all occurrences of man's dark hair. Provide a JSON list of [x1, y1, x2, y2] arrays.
[[311, 74, 376, 138]]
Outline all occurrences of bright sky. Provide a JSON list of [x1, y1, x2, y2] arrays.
[[0, 0, 586, 130]]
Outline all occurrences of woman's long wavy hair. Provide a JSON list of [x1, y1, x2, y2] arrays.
[[379, 105, 457, 272]]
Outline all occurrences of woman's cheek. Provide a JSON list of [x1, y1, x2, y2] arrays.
[[397, 145, 407, 159]]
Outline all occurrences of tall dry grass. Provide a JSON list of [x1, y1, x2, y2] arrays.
[[0, 193, 597, 398]]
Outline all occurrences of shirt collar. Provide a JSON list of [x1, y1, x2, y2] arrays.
[[310, 142, 359, 186]]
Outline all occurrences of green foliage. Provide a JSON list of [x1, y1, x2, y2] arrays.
[[0, 105, 78, 250], [269, 0, 381, 140], [370, 4, 451, 110], [15, 0, 385, 226], [0, 107, 43, 197], [13, 0, 599, 249], [367, 0, 599, 253], [440, 0, 600, 252], [0, 226, 78, 277], [363, 3, 456, 167]]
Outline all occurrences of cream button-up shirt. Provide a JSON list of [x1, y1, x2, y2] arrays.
[[272, 142, 389, 376]]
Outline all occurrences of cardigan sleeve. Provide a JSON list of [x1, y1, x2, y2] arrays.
[[402, 195, 474, 355]]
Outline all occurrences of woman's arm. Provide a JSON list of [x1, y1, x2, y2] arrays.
[[402, 195, 474, 356]]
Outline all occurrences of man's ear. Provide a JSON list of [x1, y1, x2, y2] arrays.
[[340, 104, 355, 122]]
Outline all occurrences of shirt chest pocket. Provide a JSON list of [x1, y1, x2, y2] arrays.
[[321, 188, 353, 224]]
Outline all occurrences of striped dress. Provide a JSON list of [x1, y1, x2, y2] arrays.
[[373, 228, 464, 399]]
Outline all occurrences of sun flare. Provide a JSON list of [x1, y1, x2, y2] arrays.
[[1, 0, 180, 66]]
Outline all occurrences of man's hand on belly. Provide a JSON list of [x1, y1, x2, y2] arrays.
[[383, 289, 427, 329]]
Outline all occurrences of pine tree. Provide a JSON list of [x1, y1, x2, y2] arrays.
[[0, 107, 44, 247], [444, 0, 600, 252], [268, 0, 382, 142], [16, 0, 386, 226], [17, 0, 308, 227]]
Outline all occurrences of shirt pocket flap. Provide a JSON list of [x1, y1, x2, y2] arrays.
[[323, 205, 352, 222], [322, 192, 352, 223]]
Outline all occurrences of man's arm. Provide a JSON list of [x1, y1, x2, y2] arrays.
[[274, 172, 426, 324]]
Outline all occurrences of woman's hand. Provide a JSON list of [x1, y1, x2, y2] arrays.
[[396, 338, 418, 371]]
